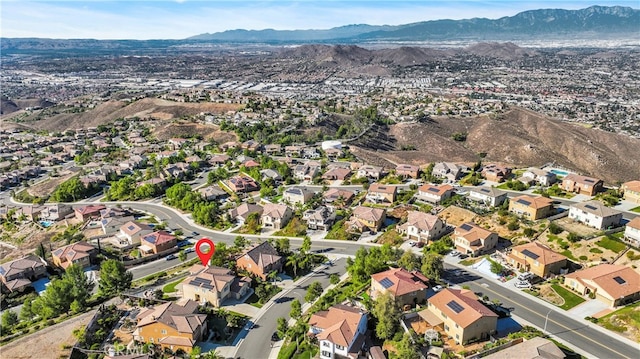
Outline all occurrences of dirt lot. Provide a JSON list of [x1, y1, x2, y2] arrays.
[[26, 172, 76, 198], [1, 310, 96, 359], [554, 217, 601, 237], [438, 206, 477, 227]]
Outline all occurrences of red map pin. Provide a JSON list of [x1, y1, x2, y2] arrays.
[[195, 238, 215, 267]]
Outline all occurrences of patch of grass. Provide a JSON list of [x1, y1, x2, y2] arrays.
[[162, 278, 183, 293], [376, 226, 404, 246], [273, 217, 307, 237], [325, 219, 357, 241], [596, 236, 627, 253], [459, 258, 478, 266], [246, 293, 264, 308], [630, 206, 640, 213], [560, 250, 578, 261], [589, 248, 603, 254], [597, 302, 640, 334], [551, 284, 585, 310]]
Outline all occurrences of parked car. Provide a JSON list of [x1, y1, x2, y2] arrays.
[[409, 241, 416, 247], [518, 272, 533, 281], [415, 241, 425, 248], [433, 285, 444, 292], [515, 281, 531, 289], [185, 247, 195, 254], [449, 250, 460, 257], [165, 254, 178, 261]]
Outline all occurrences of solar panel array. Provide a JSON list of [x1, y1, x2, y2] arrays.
[[516, 199, 531, 206], [480, 188, 490, 193], [521, 249, 539, 260], [189, 277, 214, 290], [460, 223, 473, 231], [584, 204, 598, 211], [613, 276, 626, 284], [379, 277, 394, 289], [428, 187, 440, 193], [446, 300, 465, 314]]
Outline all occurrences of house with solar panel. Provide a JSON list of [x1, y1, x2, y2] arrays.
[[416, 184, 454, 204], [180, 264, 251, 307], [453, 222, 499, 257], [506, 242, 567, 278], [426, 288, 498, 345], [370, 268, 430, 306], [561, 174, 604, 196], [119, 221, 154, 246], [467, 187, 508, 207], [563, 264, 640, 307], [568, 200, 623, 230], [140, 231, 177, 255], [365, 183, 397, 205], [508, 195, 555, 220]]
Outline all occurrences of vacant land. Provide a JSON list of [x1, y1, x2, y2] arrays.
[[1, 310, 96, 359], [26, 172, 76, 198], [596, 302, 640, 342], [438, 206, 477, 227]]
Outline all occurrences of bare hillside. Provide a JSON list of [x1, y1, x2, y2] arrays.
[[351, 108, 640, 184]]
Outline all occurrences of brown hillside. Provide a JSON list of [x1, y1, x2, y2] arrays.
[[153, 122, 237, 143], [351, 108, 640, 184]]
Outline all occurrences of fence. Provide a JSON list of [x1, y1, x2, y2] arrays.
[[123, 246, 179, 267]]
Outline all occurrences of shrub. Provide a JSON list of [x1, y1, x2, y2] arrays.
[[567, 232, 581, 242], [589, 248, 603, 254], [507, 221, 520, 231], [579, 255, 588, 261], [548, 222, 563, 234]]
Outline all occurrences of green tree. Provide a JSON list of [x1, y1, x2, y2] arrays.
[[305, 281, 323, 302], [33, 277, 73, 318], [98, 259, 133, 297], [421, 253, 444, 281], [276, 317, 288, 338], [274, 237, 290, 255], [65, 264, 94, 310], [490, 261, 504, 275], [20, 296, 35, 321], [179, 250, 187, 262], [1, 310, 18, 332], [397, 251, 421, 272], [300, 235, 312, 254], [372, 292, 401, 340], [290, 299, 302, 319], [392, 332, 421, 359], [329, 273, 340, 285], [234, 235, 249, 249], [189, 346, 202, 359]]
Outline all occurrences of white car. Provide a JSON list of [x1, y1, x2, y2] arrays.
[[409, 241, 417, 247], [515, 281, 531, 289], [518, 272, 533, 281], [432, 285, 444, 292]]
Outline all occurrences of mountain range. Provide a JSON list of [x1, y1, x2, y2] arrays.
[[189, 5, 639, 43]]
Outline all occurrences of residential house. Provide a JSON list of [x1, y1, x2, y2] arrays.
[[285, 145, 304, 158], [0, 255, 47, 292], [427, 288, 498, 345], [75, 204, 106, 221], [366, 183, 397, 205], [521, 168, 557, 186], [40, 203, 73, 221], [624, 217, 640, 247], [209, 154, 230, 166], [322, 167, 352, 181], [483, 337, 566, 359], [509, 195, 555, 220], [228, 203, 264, 225], [561, 174, 604, 196], [453, 222, 499, 257], [417, 184, 454, 204], [134, 299, 207, 353], [396, 164, 420, 179], [309, 304, 368, 359], [621, 180, 640, 204], [433, 162, 465, 181], [348, 206, 386, 233], [101, 216, 135, 237], [140, 231, 177, 255], [370, 267, 430, 306], [18, 205, 42, 221], [397, 211, 446, 243], [303, 207, 335, 231], [120, 221, 154, 246], [180, 264, 251, 307], [236, 241, 283, 280], [467, 187, 508, 207], [293, 162, 321, 181], [323, 188, 355, 208], [569, 200, 623, 230], [261, 203, 293, 230], [197, 185, 227, 201], [481, 164, 512, 183], [260, 169, 282, 183], [283, 187, 315, 206], [52, 241, 97, 270], [506, 242, 567, 278], [356, 165, 383, 180], [227, 175, 260, 193], [564, 264, 640, 307], [263, 144, 282, 156], [241, 140, 261, 152]]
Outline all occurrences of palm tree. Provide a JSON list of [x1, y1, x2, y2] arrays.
[[286, 254, 299, 278]]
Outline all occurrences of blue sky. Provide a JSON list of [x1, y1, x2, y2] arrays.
[[1, 1, 637, 39]]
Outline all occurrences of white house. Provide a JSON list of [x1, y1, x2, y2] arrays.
[[416, 184, 454, 204], [309, 304, 368, 359], [467, 187, 508, 207], [521, 168, 557, 186], [624, 217, 640, 247], [569, 200, 623, 230], [397, 211, 446, 243]]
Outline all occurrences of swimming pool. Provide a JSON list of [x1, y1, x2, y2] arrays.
[[550, 169, 569, 176], [39, 220, 54, 228]]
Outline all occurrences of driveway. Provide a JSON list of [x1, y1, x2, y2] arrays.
[[567, 298, 610, 318]]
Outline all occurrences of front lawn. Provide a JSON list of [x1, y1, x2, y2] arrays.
[[630, 206, 640, 213], [162, 278, 183, 293], [596, 235, 627, 253], [551, 284, 585, 310], [273, 217, 307, 237]]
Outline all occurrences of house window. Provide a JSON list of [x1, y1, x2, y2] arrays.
[[444, 325, 449, 331], [456, 334, 459, 339], [161, 329, 167, 335], [335, 344, 344, 350], [455, 323, 459, 328], [321, 350, 332, 358], [323, 342, 330, 347]]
